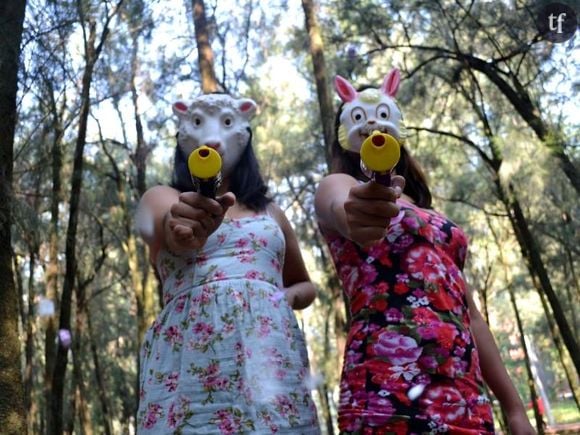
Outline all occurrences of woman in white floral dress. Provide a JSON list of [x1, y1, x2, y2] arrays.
[[136, 94, 320, 434]]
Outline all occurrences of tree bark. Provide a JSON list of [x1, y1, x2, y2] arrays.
[[87, 303, 113, 435], [50, 2, 121, 430], [45, 76, 64, 435], [301, 0, 334, 169], [192, 0, 218, 93], [0, 0, 27, 433]]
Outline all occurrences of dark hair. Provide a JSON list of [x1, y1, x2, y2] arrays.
[[171, 127, 272, 212], [331, 91, 432, 209]]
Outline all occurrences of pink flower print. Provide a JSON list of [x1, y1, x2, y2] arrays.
[[420, 384, 467, 423], [213, 270, 227, 280], [389, 363, 420, 381], [270, 258, 281, 273], [216, 233, 226, 245], [365, 391, 395, 426], [235, 238, 249, 248], [142, 403, 164, 429], [437, 356, 468, 378], [206, 361, 219, 376], [385, 308, 404, 323], [174, 294, 187, 313], [257, 316, 273, 337], [167, 395, 191, 428], [258, 237, 268, 247], [245, 270, 261, 279], [195, 253, 208, 266], [192, 322, 215, 347], [163, 325, 183, 348], [152, 320, 163, 336], [213, 409, 243, 434], [165, 371, 179, 392], [274, 395, 298, 419], [238, 251, 255, 263], [370, 330, 422, 365]]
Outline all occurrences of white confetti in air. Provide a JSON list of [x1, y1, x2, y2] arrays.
[[135, 203, 154, 239], [38, 297, 55, 317], [303, 372, 324, 390], [58, 329, 72, 349], [407, 384, 425, 400], [269, 290, 285, 303]]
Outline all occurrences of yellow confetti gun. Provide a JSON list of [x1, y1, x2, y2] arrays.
[[360, 130, 401, 186], [187, 146, 222, 199]]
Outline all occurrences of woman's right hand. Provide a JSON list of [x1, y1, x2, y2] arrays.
[[343, 176, 404, 247], [165, 191, 236, 251]]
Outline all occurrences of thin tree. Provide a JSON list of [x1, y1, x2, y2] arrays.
[[301, 0, 334, 168], [192, 0, 218, 92], [0, 0, 27, 433], [49, 2, 124, 433]]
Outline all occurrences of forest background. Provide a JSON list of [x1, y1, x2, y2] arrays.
[[0, 0, 578, 434]]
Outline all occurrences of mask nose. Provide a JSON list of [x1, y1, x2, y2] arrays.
[[205, 142, 221, 151]]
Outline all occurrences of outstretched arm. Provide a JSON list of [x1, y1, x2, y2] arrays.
[[467, 288, 536, 435], [269, 204, 317, 310], [314, 173, 403, 247]]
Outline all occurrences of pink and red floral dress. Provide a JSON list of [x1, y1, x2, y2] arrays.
[[322, 199, 494, 434], [137, 215, 320, 434]]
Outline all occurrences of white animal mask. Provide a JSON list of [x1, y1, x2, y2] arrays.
[[173, 94, 257, 177], [335, 69, 405, 153]]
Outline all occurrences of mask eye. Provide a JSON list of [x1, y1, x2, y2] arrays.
[[351, 107, 366, 123], [223, 117, 233, 127], [194, 117, 202, 126], [376, 103, 390, 120]]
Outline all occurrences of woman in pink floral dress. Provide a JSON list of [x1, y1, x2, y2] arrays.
[[314, 71, 535, 434], [136, 94, 319, 434]]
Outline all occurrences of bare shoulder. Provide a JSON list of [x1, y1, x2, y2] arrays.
[[266, 202, 292, 232]]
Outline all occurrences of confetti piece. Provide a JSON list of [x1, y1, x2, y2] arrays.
[[135, 204, 154, 239], [303, 372, 324, 390], [407, 384, 425, 401], [38, 297, 55, 317], [58, 329, 72, 349], [269, 290, 285, 303]]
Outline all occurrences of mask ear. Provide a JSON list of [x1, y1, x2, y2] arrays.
[[173, 101, 189, 118], [334, 75, 357, 102], [238, 98, 257, 119], [381, 69, 401, 97]]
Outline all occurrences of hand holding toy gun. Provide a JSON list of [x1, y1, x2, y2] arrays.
[[360, 130, 401, 186], [188, 146, 222, 198]]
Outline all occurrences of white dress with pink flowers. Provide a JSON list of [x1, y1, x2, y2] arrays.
[[137, 215, 320, 434]]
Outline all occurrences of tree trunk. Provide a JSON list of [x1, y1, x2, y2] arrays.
[[301, 0, 334, 169], [50, 13, 105, 433], [499, 181, 580, 374], [192, 0, 218, 93], [0, 0, 27, 433], [87, 303, 113, 435], [507, 285, 544, 433], [45, 76, 64, 435]]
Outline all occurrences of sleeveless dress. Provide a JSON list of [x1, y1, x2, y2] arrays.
[[321, 199, 494, 434], [137, 215, 320, 434]]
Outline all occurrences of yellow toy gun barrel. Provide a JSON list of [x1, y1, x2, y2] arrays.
[[360, 130, 401, 186], [187, 146, 222, 198]]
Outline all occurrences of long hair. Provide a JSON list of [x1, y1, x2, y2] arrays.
[[331, 94, 432, 209], [171, 127, 271, 212]]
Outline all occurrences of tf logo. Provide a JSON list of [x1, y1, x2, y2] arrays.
[[536, 2, 577, 43]]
